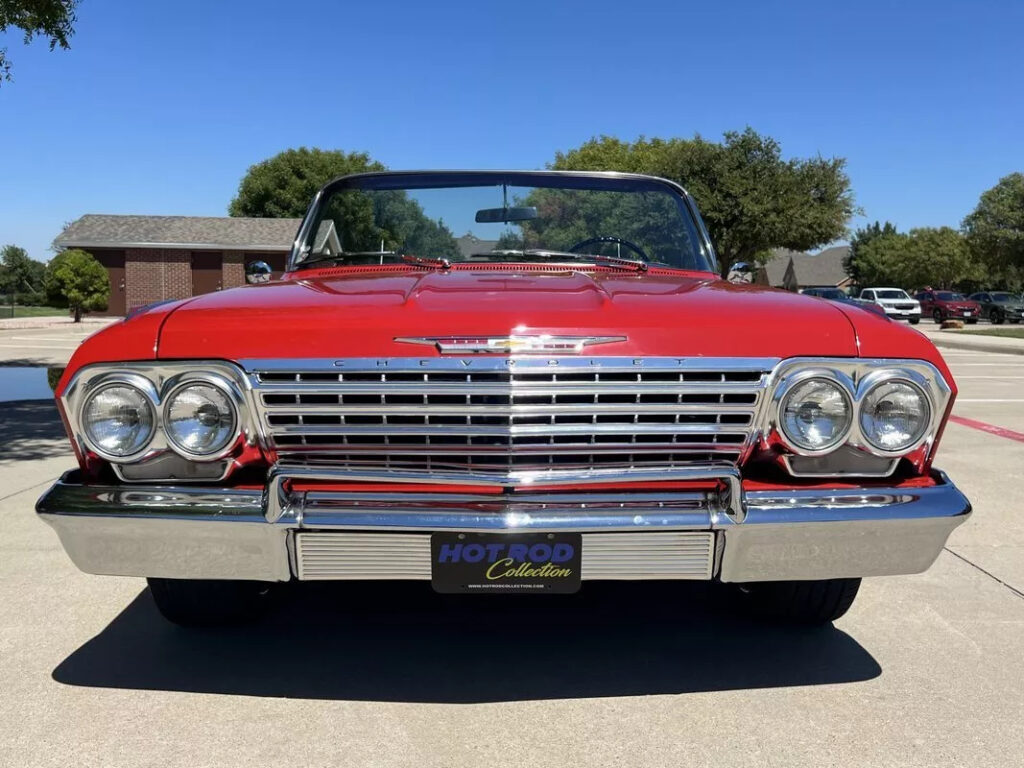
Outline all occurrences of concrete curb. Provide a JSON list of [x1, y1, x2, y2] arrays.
[[929, 335, 1024, 357], [0, 317, 119, 332]]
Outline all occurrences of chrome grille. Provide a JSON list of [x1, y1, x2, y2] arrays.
[[246, 358, 775, 475]]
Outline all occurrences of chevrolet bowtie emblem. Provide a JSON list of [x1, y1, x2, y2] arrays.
[[393, 335, 627, 354]]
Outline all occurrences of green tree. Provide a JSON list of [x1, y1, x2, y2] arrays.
[[853, 227, 979, 290], [0, 244, 46, 300], [845, 221, 898, 285], [0, 0, 78, 84], [230, 147, 460, 259], [854, 232, 911, 287], [905, 227, 980, 290], [229, 148, 385, 218], [963, 172, 1024, 288], [44, 249, 109, 321], [549, 129, 856, 276]]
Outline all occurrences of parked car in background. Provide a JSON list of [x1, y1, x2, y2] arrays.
[[916, 290, 980, 324], [36, 170, 970, 628], [801, 286, 889, 318], [859, 287, 922, 324], [968, 291, 1024, 324]]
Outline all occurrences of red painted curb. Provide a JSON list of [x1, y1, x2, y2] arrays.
[[949, 415, 1024, 443]]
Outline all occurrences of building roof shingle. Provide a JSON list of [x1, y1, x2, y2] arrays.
[[789, 246, 851, 287], [54, 214, 302, 252], [760, 248, 802, 287]]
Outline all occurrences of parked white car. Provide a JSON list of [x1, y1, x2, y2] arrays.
[[859, 287, 922, 324]]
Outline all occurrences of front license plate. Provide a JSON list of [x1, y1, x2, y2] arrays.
[[963, 311, 971, 316], [430, 532, 582, 594]]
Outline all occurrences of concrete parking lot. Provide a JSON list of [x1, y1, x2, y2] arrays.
[[0, 333, 1022, 767]]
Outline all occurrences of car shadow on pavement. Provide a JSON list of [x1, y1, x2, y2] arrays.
[[53, 581, 881, 702], [0, 401, 68, 465]]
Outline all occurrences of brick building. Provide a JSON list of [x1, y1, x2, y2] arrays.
[[54, 215, 302, 316]]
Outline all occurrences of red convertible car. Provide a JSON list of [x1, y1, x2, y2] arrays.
[[37, 171, 971, 626]]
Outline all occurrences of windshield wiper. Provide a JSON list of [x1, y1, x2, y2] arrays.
[[401, 254, 451, 270], [499, 249, 649, 272], [296, 250, 396, 269]]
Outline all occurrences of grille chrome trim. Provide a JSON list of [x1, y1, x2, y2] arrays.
[[294, 531, 716, 581], [243, 358, 778, 480]]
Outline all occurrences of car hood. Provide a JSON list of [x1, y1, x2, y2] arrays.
[[154, 267, 864, 360]]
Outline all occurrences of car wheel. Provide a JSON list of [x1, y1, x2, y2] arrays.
[[1010, 319, 1021, 324], [992, 311, 1005, 325], [966, 319, 978, 325], [933, 309, 943, 323], [909, 317, 920, 325], [733, 578, 861, 625], [148, 578, 277, 627]]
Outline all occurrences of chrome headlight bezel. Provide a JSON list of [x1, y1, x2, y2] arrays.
[[161, 374, 242, 460], [767, 358, 951, 463], [63, 362, 256, 477], [856, 373, 933, 456], [78, 374, 159, 462], [774, 370, 854, 456]]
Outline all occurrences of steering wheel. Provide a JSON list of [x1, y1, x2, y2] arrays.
[[568, 236, 650, 263]]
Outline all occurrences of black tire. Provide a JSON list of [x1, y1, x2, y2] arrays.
[[992, 311, 1005, 325], [734, 578, 861, 625], [1011, 319, 1021, 324], [148, 578, 276, 627], [966, 319, 978, 324], [933, 309, 943, 323], [908, 317, 920, 325]]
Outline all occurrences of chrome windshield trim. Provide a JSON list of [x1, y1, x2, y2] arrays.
[[287, 169, 719, 273]]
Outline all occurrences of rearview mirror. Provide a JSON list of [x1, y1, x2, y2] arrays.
[[474, 206, 538, 224]]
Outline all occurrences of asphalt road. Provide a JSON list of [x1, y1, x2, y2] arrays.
[[0, 346, 1022, 767]]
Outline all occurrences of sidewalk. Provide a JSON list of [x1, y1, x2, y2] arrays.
[[0, 316, 120, 332], [916, 323, 1024, 356]]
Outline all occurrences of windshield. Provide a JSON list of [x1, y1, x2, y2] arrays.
[[992, 292, 1016, 302], [816, 289, 845, 299], [876, 289, 909, 300], [294, 172, 713, 272], [936, 291, 965, 300]]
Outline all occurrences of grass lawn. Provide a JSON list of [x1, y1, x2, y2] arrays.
[[958, 327, 1024, 339], [1, 306, 67, 319]]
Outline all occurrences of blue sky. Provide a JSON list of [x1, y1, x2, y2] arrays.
[[1, 0, 1021, 261]]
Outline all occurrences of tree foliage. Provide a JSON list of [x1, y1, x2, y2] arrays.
[[44, 249, 108, 321], [0, 0, 78, 84], [0, 244, 46, 300], [231, 147, 460, 259], [229, 148, 385, 218], [845, 221, 898, 284], [963, 172, 1024, 288], [853, 227, 978, 290], [549, 129, 856, 276]]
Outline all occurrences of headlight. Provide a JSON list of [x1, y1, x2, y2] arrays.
[[780, 377, 852, 452], [859, 380, 930, 452], [163, 382, 238, 457], [82, 384, 155, 458]]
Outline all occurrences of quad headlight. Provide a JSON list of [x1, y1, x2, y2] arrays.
[[779, 377, 852, 452], [82, 383, 156, 459], [163, 382, 238, 457], [859, 380, 930, 452]]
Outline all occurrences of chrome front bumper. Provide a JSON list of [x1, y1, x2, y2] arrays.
[[36, 465, 971, 584]]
